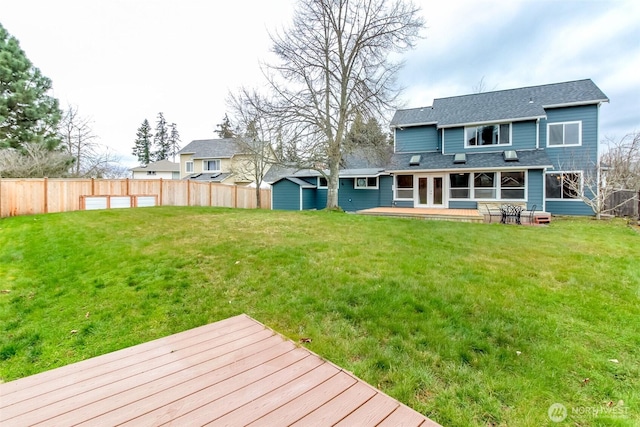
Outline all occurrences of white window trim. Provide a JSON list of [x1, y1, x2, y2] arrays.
[[546, 121, 582, 147], [449, 171, 527, 201], [464, 123, 512, 148], [185, 161, 194, 173], [394, 174, 414, 200], [545, 171, 583, 201], [317, 176, 328, 189], [203, 159, 221, 172], [354, 176, 378, 190]]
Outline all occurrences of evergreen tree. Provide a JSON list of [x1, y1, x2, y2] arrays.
[[345, 112, 388, 148], [0, 23, 62, 150], [132, 119, 153, 165], [153, 112, 170, 161], [215, 114, 235, 138], [168, 122, 181, 162]]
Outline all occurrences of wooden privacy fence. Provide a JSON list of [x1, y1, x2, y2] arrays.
[[605, 189, 639, 218], [0, 178, 271, 218]]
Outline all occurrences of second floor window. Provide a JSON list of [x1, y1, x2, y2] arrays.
[[465, 123, 511, 147], [185, 161, 194, 173], [203, 159, 221, 172], [548, 122, 581, 146]]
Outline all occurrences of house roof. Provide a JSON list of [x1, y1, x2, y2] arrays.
[[0, 314, 441, 426], [272, 176, 317, 188], [178, 138, 242, 159], [129, 159, 179, 172], [185, 172, 232, 182], [387, 149, 554, 172], [391, 79, 609, 128]]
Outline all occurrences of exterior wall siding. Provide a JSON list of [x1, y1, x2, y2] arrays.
[[527, 169, 544, 210], [395, 126, 439, 153], [441, 127, 465, 154], [337, 176, 392, 211], [541, 105, 600, 216], [272, 180, 301, 210], [511, 121, 537, 150], [449, 200, 478, 209], [302, 188, 317, 210], [546, 200, 594, 216], [540, 105, 599, 170]]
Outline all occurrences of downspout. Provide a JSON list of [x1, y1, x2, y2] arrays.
[[542, 167, 547, 213], [299, 187, 303, 211]]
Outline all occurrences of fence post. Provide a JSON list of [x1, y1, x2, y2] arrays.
[[43, 177, 48, 214], [91, 178, 95, 195], [126, 178, 130, 195]]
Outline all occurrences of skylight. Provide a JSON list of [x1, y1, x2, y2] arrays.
[[409, 155, 421, 166], [453, 153, 466, 164], [503, 150, 519, 162]]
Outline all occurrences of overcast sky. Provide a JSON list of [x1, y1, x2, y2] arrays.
[[2, 0, 638, 167]]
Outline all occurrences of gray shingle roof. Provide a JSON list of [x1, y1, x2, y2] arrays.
[[185, 172, 231, 182], [130, 159, 179, 172], [178, 138, 242, 158], [388, 149, 554, 172], [272, 176, 317, 188], [391, 79, 608, 128]]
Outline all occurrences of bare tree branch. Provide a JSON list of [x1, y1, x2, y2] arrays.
[[248, 0, 424, 209]]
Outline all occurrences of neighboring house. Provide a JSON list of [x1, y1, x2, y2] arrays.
[[177, 138, 274, 186], [271, 79, 609, 215], [130, 159, 180, 180]]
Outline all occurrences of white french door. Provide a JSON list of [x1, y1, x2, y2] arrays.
[[415, 175, 445, 208]]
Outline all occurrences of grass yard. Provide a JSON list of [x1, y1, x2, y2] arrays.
[[0, 207, 638, 426]]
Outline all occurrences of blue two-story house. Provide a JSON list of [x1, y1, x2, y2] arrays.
[[271, 79, 608, 216]]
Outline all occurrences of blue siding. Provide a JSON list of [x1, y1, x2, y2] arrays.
[[393, 200, 414, 208], [337, 176, 392, 211], [449, 200, 477, 209], [527, 169, 544, 210], [378, 176, 393, 207], [302, 188, 316, 210], [511, 121, 537, 150], [442, 127, 464, 153], [546, 200, 594, 216], [540, 105, 599, 170], [316, 188, 327, 209], [395, 126, 439, 153], [272, 180, 301, 210]]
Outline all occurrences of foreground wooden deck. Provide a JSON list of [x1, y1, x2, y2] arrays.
[[0, 314, 441, 426]]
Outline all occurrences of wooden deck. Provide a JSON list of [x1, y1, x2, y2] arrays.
[[357, 207, 485, 223], [0, 314, 441, 426]]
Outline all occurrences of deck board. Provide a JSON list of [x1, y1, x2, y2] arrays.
[[0, 314, 441, 426]]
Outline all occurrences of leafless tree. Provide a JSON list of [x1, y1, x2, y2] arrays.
[[0, 143, 73, 178], [58, 105, 125, 178], [601, 132, 640, 190], [249, 0, 424, 209], [228, 91, 282, 208], [560, 132, 640, 219]]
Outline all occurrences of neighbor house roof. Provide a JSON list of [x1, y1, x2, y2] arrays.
[[387, 149, 554, 172], [178, 138, 243, 159], [184, 172, 232, 182], [130, 159, 179, 172], [391, 79, 609, 128]]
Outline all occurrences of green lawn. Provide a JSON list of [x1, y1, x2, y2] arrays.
[[0, 207, 638, 426]]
